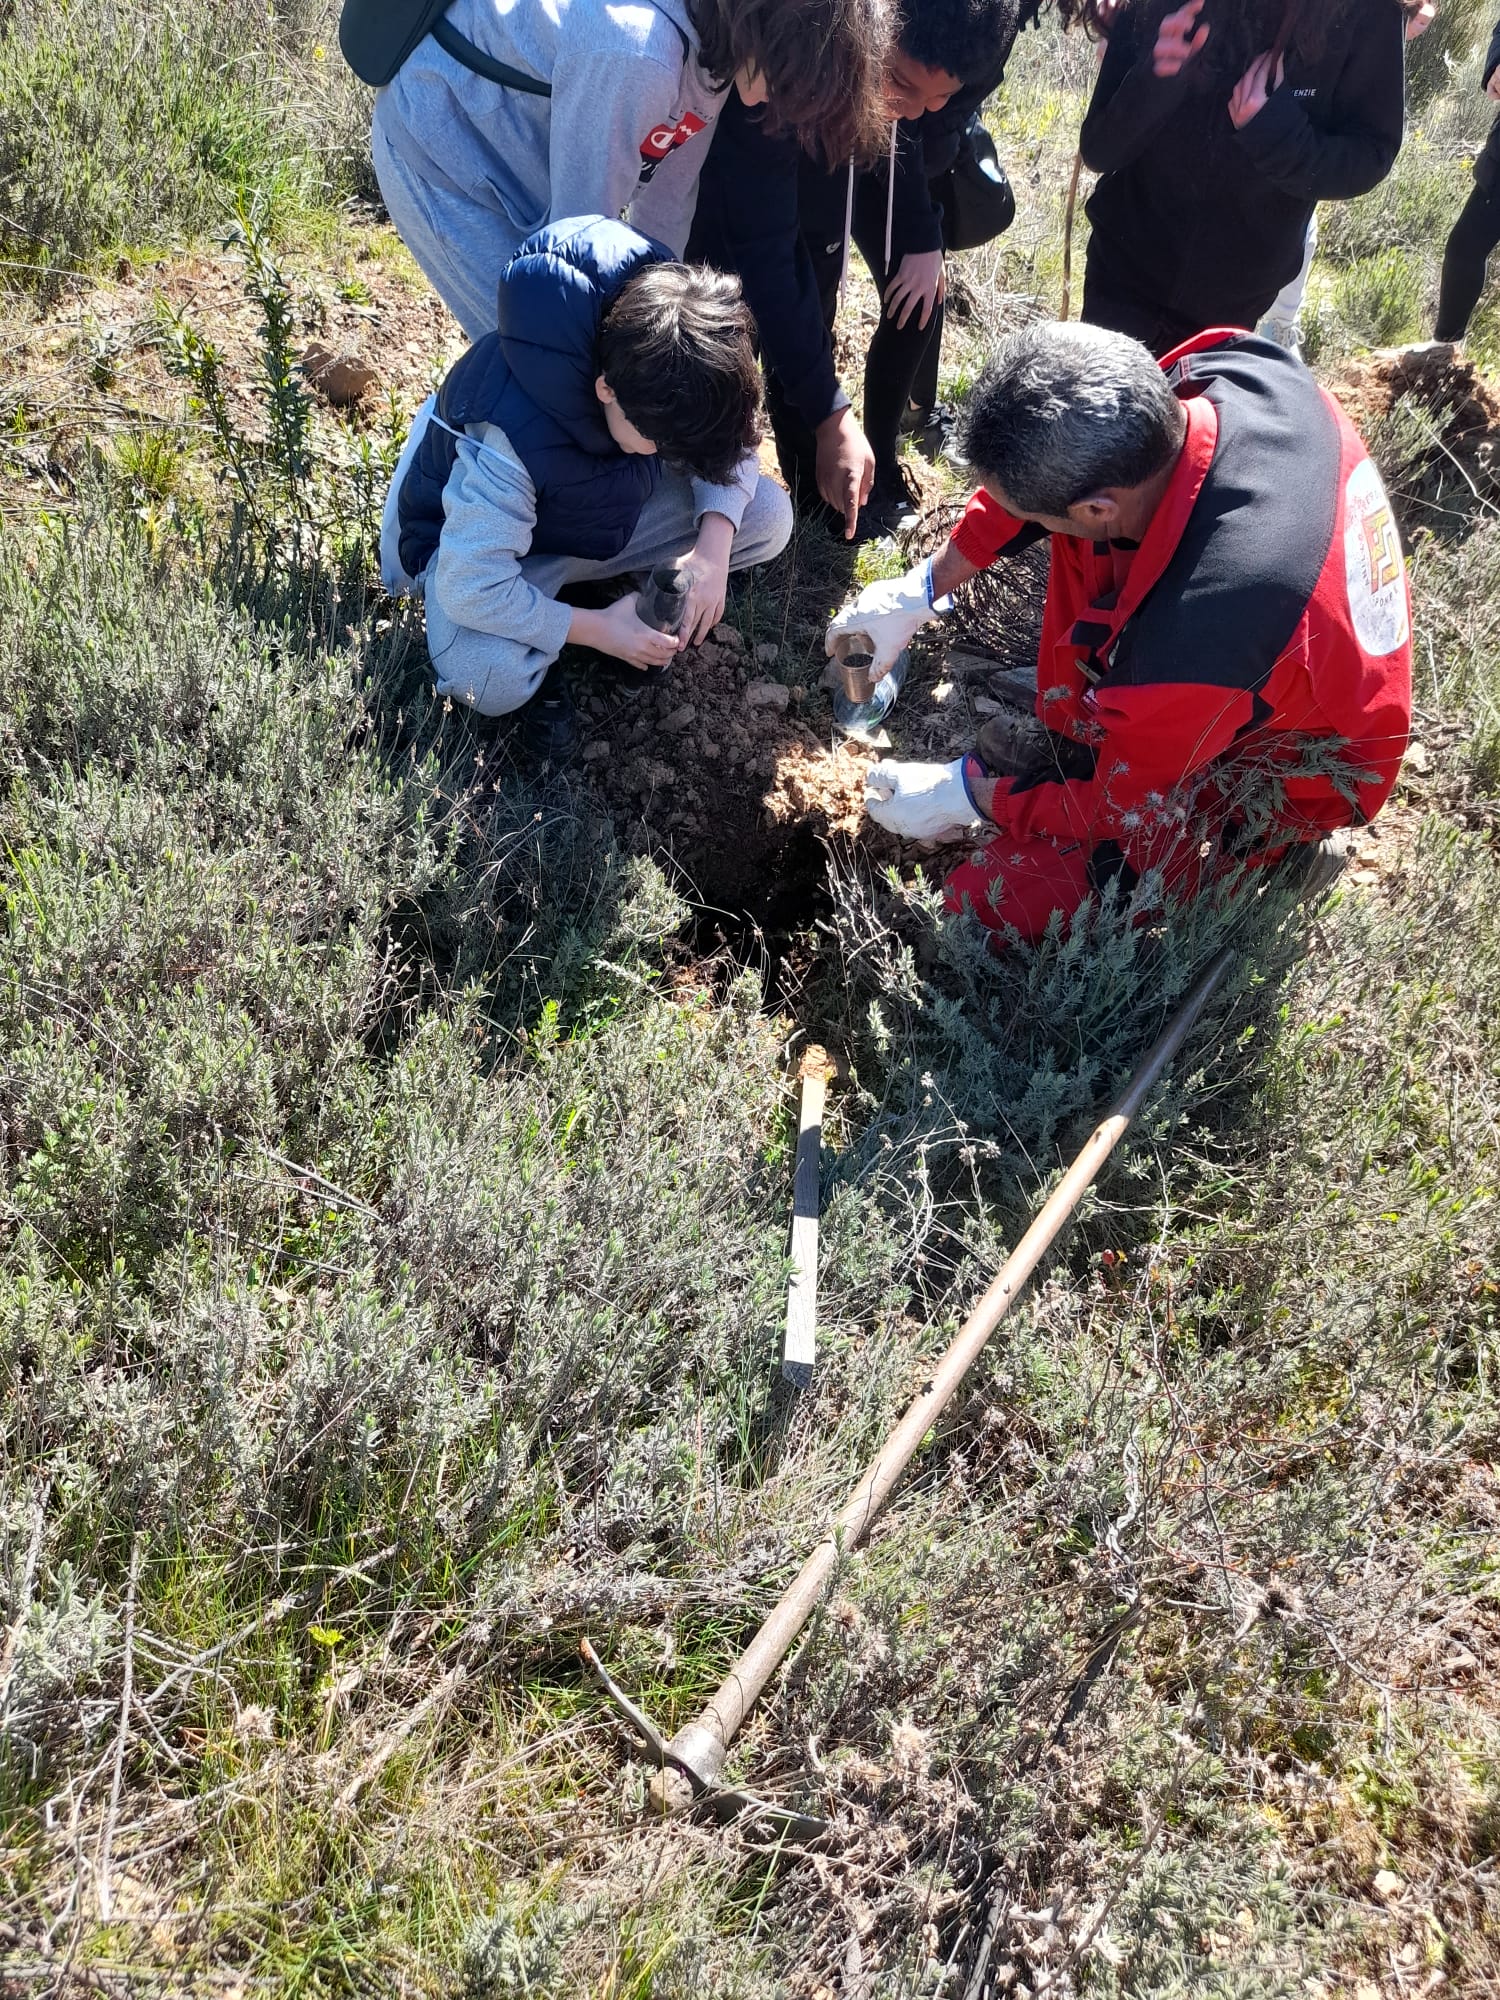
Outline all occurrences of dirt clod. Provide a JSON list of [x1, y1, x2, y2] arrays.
[[301, 342, 381, 407]]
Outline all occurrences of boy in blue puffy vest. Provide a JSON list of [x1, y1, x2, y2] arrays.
[[380, 215, 792, 755]]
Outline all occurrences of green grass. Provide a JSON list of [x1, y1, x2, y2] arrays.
[[1, 7, 1500, 1995], [0, 0, 368, 299]]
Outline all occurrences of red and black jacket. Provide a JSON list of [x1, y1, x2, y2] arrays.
[[951, 331, 1412, 885]]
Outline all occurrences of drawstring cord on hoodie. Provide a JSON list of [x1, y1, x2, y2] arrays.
[[839, 121, 900, 313]]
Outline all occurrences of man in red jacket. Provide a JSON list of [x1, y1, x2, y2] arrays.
[[826, 319, 1412, 940]]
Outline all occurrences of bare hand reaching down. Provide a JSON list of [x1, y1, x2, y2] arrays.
[[884, 250, 946, 332], [815, 405, 877, 539]]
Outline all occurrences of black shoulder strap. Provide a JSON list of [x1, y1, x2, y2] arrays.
[[432, 14, 552, 93], [339, 0, 553, 92]]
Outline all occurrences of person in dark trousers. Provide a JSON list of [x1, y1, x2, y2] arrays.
[[797, 3, 1020, 535], [688, 0, 1021, 539], [379, 218, 791, 760], [828, 321, 1412, 940], [1077, 0, 1407, 355], [1435, 15, 1500, 342]]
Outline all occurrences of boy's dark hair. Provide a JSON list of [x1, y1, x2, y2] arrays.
[[598, 264, 763, 487], [956, 321, 1183, 516], [690, 0, 893, 163], [897, 0, 1020, 82]]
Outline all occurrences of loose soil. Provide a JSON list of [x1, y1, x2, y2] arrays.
[[1323, 339, 1500, 526], [569, 554, 1054, 926]]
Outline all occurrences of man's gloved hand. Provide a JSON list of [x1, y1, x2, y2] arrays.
[[864, 757, 981, 840], [826, 559, 945, 675]]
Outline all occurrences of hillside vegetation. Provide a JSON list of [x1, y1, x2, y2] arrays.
[[1, 3, 1498, 1995]]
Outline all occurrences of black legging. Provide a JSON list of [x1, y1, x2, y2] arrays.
[[1436, 179, 1500, 342], [846, 175, 946, 479], [785, 169, 948, 487]]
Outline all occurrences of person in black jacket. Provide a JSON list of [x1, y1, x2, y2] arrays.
[[687, 0, 1020, 538], [1077, 0, 1407, 355], [1435, 15, 1500, 342], [797, 10, 1019, 536]]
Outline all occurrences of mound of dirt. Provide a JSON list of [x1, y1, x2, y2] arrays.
[[1325, 341, 1500, 521], [565, 602, 1057, 1019], [577, 622, 877, 913]]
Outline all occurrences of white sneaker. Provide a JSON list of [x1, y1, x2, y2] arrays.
[[1257, 314, 1304, 358]]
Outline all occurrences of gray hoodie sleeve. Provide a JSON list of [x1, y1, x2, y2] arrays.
[[428, 423, 574, 658], [689, 451, 759, 533]]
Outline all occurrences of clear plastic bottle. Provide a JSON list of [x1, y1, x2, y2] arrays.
[[831, 630, 908, 739], [636, 561, 691, 636]]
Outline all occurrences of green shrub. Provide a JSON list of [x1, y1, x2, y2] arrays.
[[0, 0, 367, 297], [1321, 132, 1471, 269], [1331, 248, 1426, 348], [1404, 0, 1494, 111]]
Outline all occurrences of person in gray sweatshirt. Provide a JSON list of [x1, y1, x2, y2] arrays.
[[379, 218, 792, 759], [371, 0, 893, 342]]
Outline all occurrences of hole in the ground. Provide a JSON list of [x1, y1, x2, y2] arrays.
[[686, 820, 835, 1013]]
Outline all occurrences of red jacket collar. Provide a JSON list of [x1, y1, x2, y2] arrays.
[[1112, 391, 1220, 624]]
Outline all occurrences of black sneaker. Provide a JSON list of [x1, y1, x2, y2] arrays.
[[900, 401, 956, 461], [855, 465, 922, 542], [518, 663, 580, 766]]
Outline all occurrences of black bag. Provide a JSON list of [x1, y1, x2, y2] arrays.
[[936, 119, 1015, 253], [339, 0, 552, 93]]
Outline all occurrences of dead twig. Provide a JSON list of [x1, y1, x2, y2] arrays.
[[96, 1535, 142, 1922]]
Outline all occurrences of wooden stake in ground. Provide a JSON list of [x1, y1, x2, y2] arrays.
[[782, 1045, 833, 1388], [649, 947, 1236, 1810]]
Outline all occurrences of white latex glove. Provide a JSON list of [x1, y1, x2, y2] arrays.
[[864, 758, 980, 840], [825, 558, 945, 675]]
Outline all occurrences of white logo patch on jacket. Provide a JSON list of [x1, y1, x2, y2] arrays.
[[1343, 457, 1409, 657]]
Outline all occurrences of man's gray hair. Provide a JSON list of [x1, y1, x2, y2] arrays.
[[955, 321, 1183, 516]]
